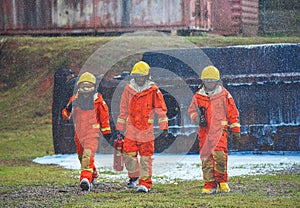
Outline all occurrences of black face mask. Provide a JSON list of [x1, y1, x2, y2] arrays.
[[76, 92, 95, 110], [134, 75, 148, 87], [203, 80, 219, 92]]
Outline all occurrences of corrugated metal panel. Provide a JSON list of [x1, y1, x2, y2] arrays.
[[129, 0, 187, 26], [52, 0, 95, 28], [1, 0, 52, 32], [0, 0, 258, 35], [0, 0, 196, 34], [192, 0, 213, 30], [4, 0, 53, 29], [94, 0, 123, 27], [212, 0, 258, 36], [241, 0, 258, 35], [0, 1, 6, 30], [231, 0, 242, 34], [93, 0, 196, 32], [212, 0, 234, 34]]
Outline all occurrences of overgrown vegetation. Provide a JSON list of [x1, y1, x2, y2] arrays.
[[259, 0, 300, 35], [0, 35, 300, 207]]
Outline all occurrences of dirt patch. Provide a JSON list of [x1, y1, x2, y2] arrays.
[[1, 165, 299, 207], [1, 182, 124, 207]]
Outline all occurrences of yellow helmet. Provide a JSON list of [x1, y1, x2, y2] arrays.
[[131, 61, 150, 76], [201, 65, 220, 80], [77, 72, 96, 85]]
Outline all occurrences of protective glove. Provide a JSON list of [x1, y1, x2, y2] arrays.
[[103, 133, 113, 146], [65, 99, 78, 113], [116, 130, 124, 141], [61, 108, 71, 120], [156, 129, 169, 139], [66, 103, 72, 113], [103, 133, 111, 141], [161, 129, 169, 138], [232, 132, 241, 149]]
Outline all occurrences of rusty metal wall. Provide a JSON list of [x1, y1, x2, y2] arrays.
[[0, 0, 196, 34], [241, 0, 259, 36], [1, 0, 53, 31], [93, 0, 122, 29], [93, 0, 196, 32], [127, 0, 190, 27], [212, 0, 258, 35], [212, 0, 239, 34], [0, 0, 258, 35], [53, 0, 95, 29]]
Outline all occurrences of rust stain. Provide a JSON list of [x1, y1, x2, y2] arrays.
[[0, 0, 258, 36]]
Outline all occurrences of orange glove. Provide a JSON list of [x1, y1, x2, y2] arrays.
[[61, 108, 71, 120]]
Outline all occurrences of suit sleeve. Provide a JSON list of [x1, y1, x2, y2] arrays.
[[226, 93, 240, 133], [116, 86, 129, 131], [153, 89, 168, 130], [95, 93, 111, 135], [188, 95, 199, 123], [61, 95, 76, 120]]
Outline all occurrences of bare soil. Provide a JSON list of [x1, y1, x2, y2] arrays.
[[1, 182, 124, 207]]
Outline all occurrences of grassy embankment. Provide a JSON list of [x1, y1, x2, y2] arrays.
[[0, 35, 299, 207]]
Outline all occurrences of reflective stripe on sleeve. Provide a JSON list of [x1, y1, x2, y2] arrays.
[[159, 117, 168, 123], [230, 123, 241, 128], [92, 124, 100, 128], [221, 121, 228, 125], [101, 127, 111, 132], [117, 117, 126, 123], [148, 119, 154, 124]]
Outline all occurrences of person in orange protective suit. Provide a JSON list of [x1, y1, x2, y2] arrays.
[[188, 65, 241, 194], [116, 61, 169, 193], [62, 72, 111, 191]]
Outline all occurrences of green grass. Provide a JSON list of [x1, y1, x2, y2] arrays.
[[0, 124, 54, 161], [0, 35, 300, 207], [186, 36, 300, 47], [0, 164, 77, 187]]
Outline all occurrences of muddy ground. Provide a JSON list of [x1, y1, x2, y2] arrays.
[[1, 165, 299, 207]]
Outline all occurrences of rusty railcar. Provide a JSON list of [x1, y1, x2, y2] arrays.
[[0, 0, 258, 36]]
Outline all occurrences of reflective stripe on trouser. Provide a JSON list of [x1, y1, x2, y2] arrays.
[[123, 151, 140, 178], [80, 149, 94, 183], [201, 150, 228, 189], [123, 138, 154, 189], [78, 153, 97, 182], [75, 134, 99, 183], [123, 153, 153, 189], [139, 156, 152, 189]]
